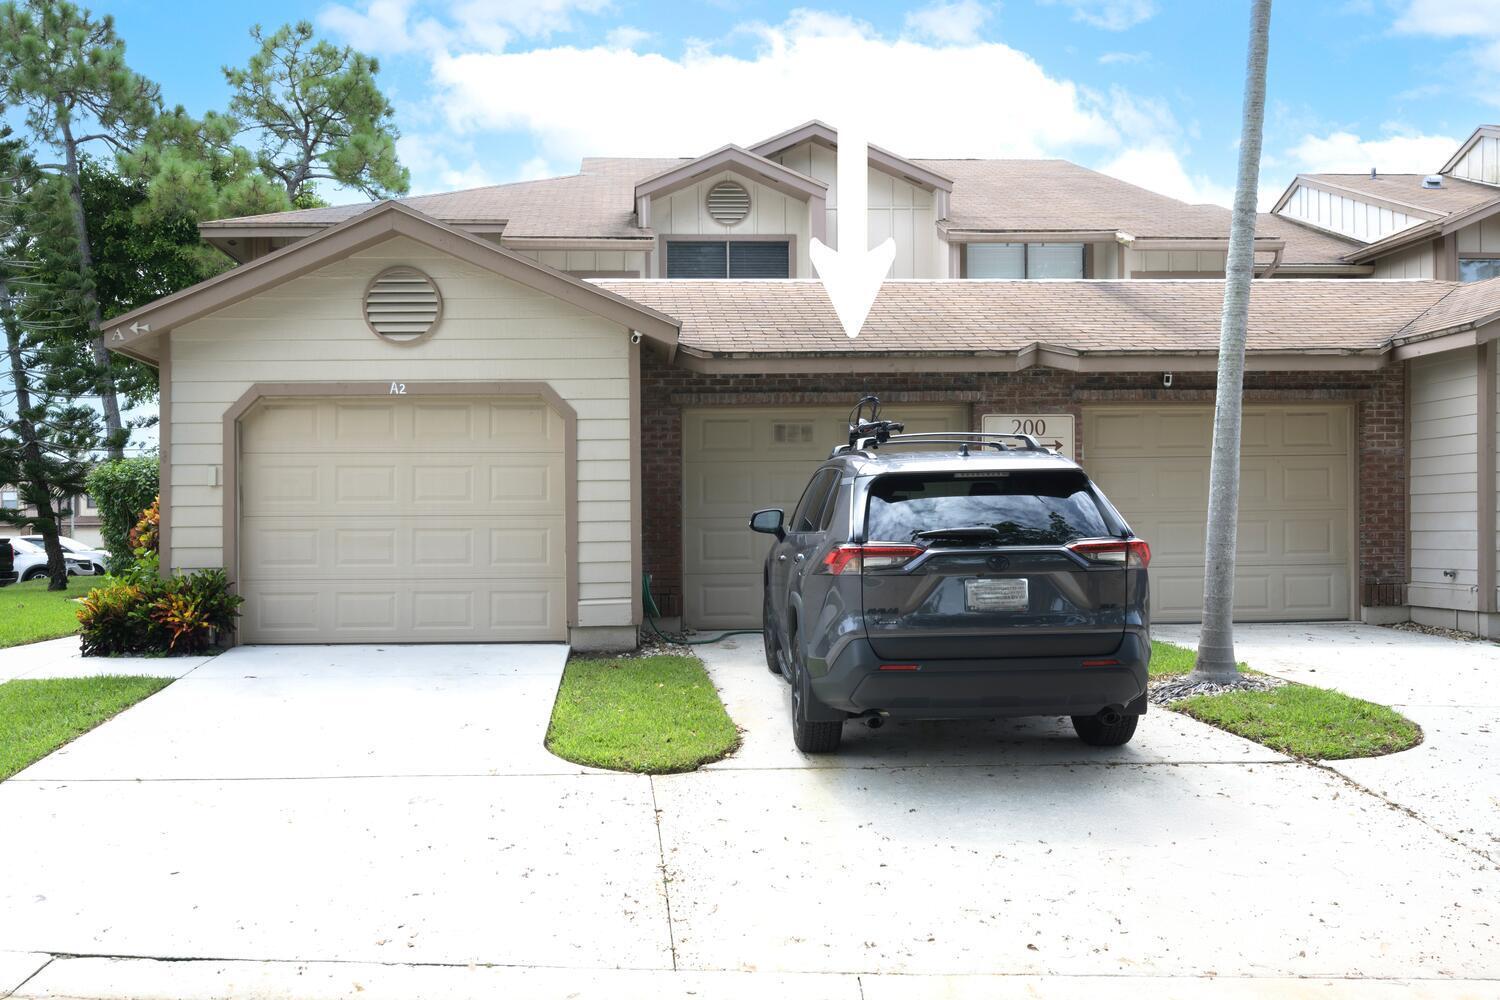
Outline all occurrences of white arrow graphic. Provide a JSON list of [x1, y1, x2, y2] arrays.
[[809, 127, 895, 340]]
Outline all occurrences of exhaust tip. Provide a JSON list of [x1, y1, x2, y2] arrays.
[[866, 715, 885, 729]]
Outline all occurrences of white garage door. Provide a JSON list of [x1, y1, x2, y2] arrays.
[[1084, 405, 1353, 623], [682, 404, 969, 629], [239, 396, 567, 643]]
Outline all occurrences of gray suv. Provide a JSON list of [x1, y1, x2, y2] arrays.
[[750, 401, 1151, 754]]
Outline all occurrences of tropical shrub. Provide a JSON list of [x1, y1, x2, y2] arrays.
[[85, 458, 159, 570], [128, 498, 160, 553], [77, 566, 243, 657]]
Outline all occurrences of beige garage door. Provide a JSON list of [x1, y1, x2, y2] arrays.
[[239, 396, 567, 643], [1084, 405, 1352, 623], [682, 404, 969, 629]]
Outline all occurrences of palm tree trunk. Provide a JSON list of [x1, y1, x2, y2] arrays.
[[1192, 0, 1273, 679]]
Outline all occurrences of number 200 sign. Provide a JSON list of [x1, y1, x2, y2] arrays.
[[980, 413, 1075, 458]]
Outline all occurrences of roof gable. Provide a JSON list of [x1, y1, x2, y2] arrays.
[[748, 120, 955, 193], [107, 201, 679, 363], [632, 144, 827, 203]]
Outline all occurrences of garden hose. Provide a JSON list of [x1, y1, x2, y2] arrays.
[[642, 572, 761, 646]]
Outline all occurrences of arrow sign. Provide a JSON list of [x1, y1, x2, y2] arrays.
[[809, 127, 895, 340], [129, 321, 150, 335]]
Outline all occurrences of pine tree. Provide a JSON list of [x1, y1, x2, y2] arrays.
[[0, 0, 161, 460], [225, 21, 410, 203], [0, 135, 101, 591]]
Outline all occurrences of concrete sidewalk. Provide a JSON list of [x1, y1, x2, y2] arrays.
[[0, 635, 210, 682]]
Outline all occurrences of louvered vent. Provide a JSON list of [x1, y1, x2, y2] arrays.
[[706, 180, 751, 225], [365, 267, 442, 343]]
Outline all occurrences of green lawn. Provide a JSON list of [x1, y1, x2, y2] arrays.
[[1150, 639, 1251, 677], [1173, 684, 1422, 760], [546, 654, 739, 773], [0, 580, 87, 649], [0, 676, 171, 780]]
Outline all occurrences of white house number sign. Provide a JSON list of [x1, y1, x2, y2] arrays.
[[980, 413, 1075, 458]]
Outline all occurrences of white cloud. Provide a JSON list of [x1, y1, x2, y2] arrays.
[[1099, 146, 1234, 207], [430, 10, 1120, 164], [902, 0, 992, 44], [605, 25, 651, 50], [1393, 0, 1500, 38], [1098, 50, 1149, 65], [1039, 0, 1157, 31], [1283, 129, 1461, 175], [318, 0, 613, 55]]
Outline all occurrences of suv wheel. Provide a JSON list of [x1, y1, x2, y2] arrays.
[[1071, 713, 1138, 747], [790, 644, 842, 754], [20, 568, 43, 583], [762, 592, 782, 676]]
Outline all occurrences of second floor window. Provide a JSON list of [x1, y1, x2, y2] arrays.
[[966, 242, 1085, 279], [666, 240, 791, 279], [1460, 258, 1500, 283]]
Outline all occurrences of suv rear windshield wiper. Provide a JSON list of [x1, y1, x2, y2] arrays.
[[913, 526, 1001, 544]]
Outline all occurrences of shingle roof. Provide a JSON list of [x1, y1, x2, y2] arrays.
[[205, 157, 682, 238], [1301, 173, 1500, 217], [1398, 277, 1500, 340], [594, 278, 1475, 357], [918, 159, 1249, 239], [206, 152, 1345, 254], [1256, 215, 1363, 266]]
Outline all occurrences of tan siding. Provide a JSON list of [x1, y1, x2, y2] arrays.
[[508, 248, 647, 276], [1127, 248, 1226, 277], [166, 235, 635, 629], [771, 141, 940, 278], [1408, 351, 1480, 611], [654, 168, 811, 276], [1278, 183, 1421, 242], [1457, 216, 1500, 254], [1450, 136, 1500, 187], [1372, 242, 1436, 279]]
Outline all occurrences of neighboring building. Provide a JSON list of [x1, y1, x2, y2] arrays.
[[0, 485, 105, 549], [104, 122, 1500, 646]]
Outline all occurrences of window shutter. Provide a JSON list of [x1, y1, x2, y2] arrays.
[[728, 241, 790, 278], [966, 243, 1025, 279]]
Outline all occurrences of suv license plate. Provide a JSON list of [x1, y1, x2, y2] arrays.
[[965, 577, 1028, 612]]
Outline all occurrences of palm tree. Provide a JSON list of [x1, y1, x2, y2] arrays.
[[1191, 0, 1273, 682]]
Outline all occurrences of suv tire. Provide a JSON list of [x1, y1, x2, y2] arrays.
[[1071, 713, 1138, 747], [790, 646, 842, 754], [763, 592, 782, 675]]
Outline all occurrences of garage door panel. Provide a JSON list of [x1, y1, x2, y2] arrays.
[[682, 405, 968, 629], [240, 396, 566, 643], [1085, 404, 1351, 623], [244, 515, 564, 580]]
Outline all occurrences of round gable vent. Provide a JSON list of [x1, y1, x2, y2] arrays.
[[706, 179, 751, 225], [364, 267, 442, 344]]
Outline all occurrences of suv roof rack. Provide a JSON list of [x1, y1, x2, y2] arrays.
[[830, 396, 1055, 458], [832, 430, 1050, 458]]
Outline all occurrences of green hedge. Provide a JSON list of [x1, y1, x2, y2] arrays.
[[85, 458, 160, 571]]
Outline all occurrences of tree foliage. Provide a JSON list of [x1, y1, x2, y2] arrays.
[[84, 455, 158, 571], [225, 21, 409, 203], [0, 0, 162, 459], [0, 132, 101, 590]]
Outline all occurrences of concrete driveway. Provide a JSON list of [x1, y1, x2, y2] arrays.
[[3, 628, 1500, 998]]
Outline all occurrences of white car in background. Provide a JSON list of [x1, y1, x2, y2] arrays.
[[19, 534, 110, 575], [4, 537, 92, 582]]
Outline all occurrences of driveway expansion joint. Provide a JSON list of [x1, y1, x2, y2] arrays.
[[648, 774, 680, 972], [1, 956, 51, 1000]]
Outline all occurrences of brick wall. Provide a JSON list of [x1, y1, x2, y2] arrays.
[[641, 351, 1408, 614]]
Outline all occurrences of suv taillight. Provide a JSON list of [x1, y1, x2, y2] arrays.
[[822, 544, 926, 575], [1067, 539, 1151, 568]]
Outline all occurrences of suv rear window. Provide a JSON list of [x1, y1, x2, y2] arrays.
[[865, 470, 1108, 546]]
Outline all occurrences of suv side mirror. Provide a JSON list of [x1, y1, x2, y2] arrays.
[[749, 508, 785, 539]]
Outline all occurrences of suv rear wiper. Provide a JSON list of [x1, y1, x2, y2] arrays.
[[914, 526, 1001, 544]]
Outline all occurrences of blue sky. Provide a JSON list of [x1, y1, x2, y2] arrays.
[[103, 0, 1500, 211]]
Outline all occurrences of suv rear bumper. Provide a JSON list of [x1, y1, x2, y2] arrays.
[[813, 631, 1150, 720]]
